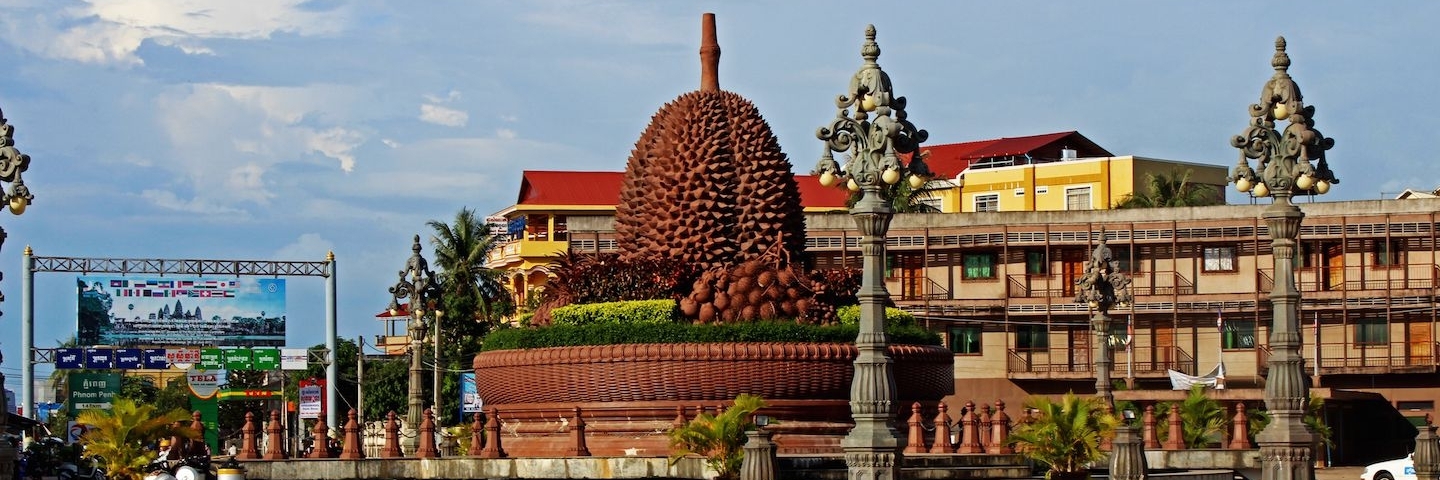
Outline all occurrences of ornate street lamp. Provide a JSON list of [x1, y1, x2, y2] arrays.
[[387, 235, 441, 443], [0, 107, 34, 480], [1228, 36, 1336, 480], [1075, 234, 1132, 408], [813, 25, 930, 480]]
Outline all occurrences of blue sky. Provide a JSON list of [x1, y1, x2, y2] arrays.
[[0, 1, 1436, 399]]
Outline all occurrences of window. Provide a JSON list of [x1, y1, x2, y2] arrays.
[[1221, 320, 1257, 349], [1025, 250, 1047, 275], [525, 214, 550, 241], [1202, 246, 1237, 272], [1374, 239, 1404, 267], [1110, 246, 1136, 273], [1015, 325, 1049, 350], [949, 325, 981, 355], [1355, 318, 1388, 345], [1065, 186, 1092, 211], [553, 215, 569, 241], [974, 193, 999, 212], [963, 252, 998, 279]]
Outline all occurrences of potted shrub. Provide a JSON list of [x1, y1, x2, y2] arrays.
[[1008, 392, 1119, 480]]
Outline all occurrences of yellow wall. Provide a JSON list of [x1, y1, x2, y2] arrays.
[[948, 156, 1226, 212]]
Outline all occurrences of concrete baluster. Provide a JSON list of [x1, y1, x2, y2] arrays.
[[929, 401, 955, 454], [567, 407, 591, 457], [309, 417, 331, 459], [479, 407, 507, 458], [468, 412, 485, 456], [978, 403, 993, 449], [1228, 402, 1253, 449], [673, 406, 688, 430], [340, 409, 365, 459], [986, 400, 1013, 454], [957, 401, 982, 454], [264, 410, 287, 460], [415, 408, 439, 458], [382, 411, 402, 458], [1162, 404, 1185, 450], [1415, 421, 1439, 480], [237, 411, 261, 459], [904, 402, 927, 454], [1142, 404, 1160, 449]]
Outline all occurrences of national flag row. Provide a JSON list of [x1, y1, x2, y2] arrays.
[[108, 279, 239, 289], [55, 346, 307, 371], [111, 288, 236, 297]]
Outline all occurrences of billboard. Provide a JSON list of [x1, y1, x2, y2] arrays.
[[460, 372, 482, 414], [77, 276, 286, 347]]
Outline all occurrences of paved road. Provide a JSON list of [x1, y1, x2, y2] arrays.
[[1315, 467, 1362, 480]]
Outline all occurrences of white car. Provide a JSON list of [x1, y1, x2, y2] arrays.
[[1362, 454, 1416, 480]]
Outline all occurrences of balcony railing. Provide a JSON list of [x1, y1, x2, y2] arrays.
[[1006, 345, 1194, 377], [1314, 341, 1440, 373], [1259, 264, 1439, 293], [1006, 271, 1193, 298]]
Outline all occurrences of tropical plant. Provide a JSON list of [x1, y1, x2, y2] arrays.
[[1008, 392, 1119, 480], [75, 397, 197, 480], [1175, 386, 1227, 448], [1113, 169, 1222, 209], [428, 207, 509, 327], [1247, 391, 1333, 448], [667, 393, 767, 480]]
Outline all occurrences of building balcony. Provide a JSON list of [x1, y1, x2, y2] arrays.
[[485, 237, 570, 269]]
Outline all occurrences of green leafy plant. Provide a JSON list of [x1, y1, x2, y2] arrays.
[[1176, 386, 1226, 448], [835, 304, 918, 327], [668, 394, 767, 480], [76, 398, 198, 480], [551, 299, 679, 325], [1008, 392, 1118, 480], [1247, 391, 1332, 448]]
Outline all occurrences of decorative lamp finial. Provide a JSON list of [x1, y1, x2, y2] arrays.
[[861, 24, 880, 65], [1271, 36, 1290, 72]]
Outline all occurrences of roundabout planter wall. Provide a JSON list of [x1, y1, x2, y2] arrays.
[[471, 342, 953, 456]]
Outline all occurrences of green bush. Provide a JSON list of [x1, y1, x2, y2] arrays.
[[480, 320, 941, 351], [836, 304, 917, 327], [550, 299, 678, 325]]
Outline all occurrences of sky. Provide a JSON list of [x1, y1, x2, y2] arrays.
[[0, 0, 1437, 401]]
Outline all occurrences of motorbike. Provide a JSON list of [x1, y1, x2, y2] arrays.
[[142, 455, 208, 480], [58, 454, 107, 480]]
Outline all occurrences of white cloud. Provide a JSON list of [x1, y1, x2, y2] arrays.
[[153, 82, 369, 205], [499, 114, 519, 123], [419, 104, 469, 127], [423, 90, 462, 104], [139, 189, 248, 216], [381, 139, 401, 148], [495, 128, 517, 140], [272, 233, 334, 261], [1, 0, 351, 65]]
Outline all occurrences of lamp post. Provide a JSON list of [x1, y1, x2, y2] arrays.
[[1076, 234, 1132, 408], [388, 235, 440, 443], [813, 24, 930, 480], [0, 108, 33, 480], [1228, 36, 1337, 480]]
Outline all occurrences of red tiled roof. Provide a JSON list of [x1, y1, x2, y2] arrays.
[[515, 170, 848, 210], [517, 171, 624, 206], [793, 174, 850, 209], [918, 131, 1112, 179]]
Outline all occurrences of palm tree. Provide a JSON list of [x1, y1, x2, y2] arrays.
[[427, 207, 508, 326], [76, 398, 196, 480], [1009, 392, 1119, 480], [1176, 386, 1227, 448], [1114, 168, 1221, 208]]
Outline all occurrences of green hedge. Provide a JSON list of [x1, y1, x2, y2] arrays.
[[480, 320, 942, 351], [836, 304, 917, 327], [550, 299, 678, 325]]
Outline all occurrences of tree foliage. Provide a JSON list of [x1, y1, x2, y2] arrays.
[[1114, 169, 1222, 209], [76, 398, 197, 480]]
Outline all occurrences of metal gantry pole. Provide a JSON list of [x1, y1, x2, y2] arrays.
[[325, 251, 338, 433], [20, 246, 33, 443]]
